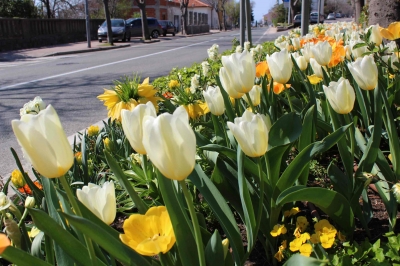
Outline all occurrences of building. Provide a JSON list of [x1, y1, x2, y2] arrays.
[[129, 0, 218, 31]]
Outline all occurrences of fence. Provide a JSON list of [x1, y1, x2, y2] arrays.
[[0, 18, 104, 52], [186, 24, 209, 35]]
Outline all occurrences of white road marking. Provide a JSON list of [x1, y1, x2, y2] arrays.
[[0, 39, 219, 91]]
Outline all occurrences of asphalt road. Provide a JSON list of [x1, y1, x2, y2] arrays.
[[0, 27, 281, 180]]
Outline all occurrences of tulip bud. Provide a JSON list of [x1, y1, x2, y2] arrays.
[[4, 218, 21, 248], [76, 181, 116, 225], [393, 183, 400, 203], [310, 58, 325, 78], [11, 169, 25, 188], [347, 55, 378, 91], [227, 110, 270, 157], [203, 86, 225, 116], [142, 106, 196, 181], [0, 193, 11, 211], [323, 77, 356, 114], [222, 238, 230, 259], [292, 52, 308, 71], [103, 138, 114, 152], [25, 196, 35, 208], [310, 41, 332, 66], [267, 49, 293, 84], [12, 105, 74, 178], [242, 85, 262, 106]]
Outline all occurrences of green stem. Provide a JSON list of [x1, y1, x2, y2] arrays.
[[44, 234, 55, 265], [142, 154, 149, 181], [285, 89, 294, 112], [17, 209, 28, 228], [179, 181, 206, 266], [59, 175, 97, 266], [249, 157, 265, 255], [159, 252, 173, 266], [344, 113, 355, 170], [219, 115, 230, 148], [245, 93, 256, 113]]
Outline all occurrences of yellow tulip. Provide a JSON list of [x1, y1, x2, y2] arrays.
[[142, 106, 196, 181], [120, 206, 176, 256], [11, 169, 25, 188], [227, 110, 270, 157], [380, 21, 400, 40], [11, 105, 74, 178], [183, 101, 210, 119]]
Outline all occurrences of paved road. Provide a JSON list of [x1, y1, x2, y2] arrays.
[[0, 27, 281, 180]]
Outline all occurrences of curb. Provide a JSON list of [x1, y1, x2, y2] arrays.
[[44, 44, 131, 57]]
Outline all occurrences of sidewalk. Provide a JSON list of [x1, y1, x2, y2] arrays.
[[0, 30, 222, 61]]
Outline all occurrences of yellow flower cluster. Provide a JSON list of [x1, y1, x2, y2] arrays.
[[270, 224, 287, 237], [289, 232, 312, 256], [283, 207, 300, 217], [310, 219, 337, 249]]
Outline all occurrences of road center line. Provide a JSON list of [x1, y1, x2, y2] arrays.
[[0, 38, 219, 91]]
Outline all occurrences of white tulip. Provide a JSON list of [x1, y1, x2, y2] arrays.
[[347, 55, 378, 90], [12, 105, 73, 178], [242, 85, 262, 106], [267, 49, 293, 84], [366, 24, 382, 46], [121, 102, 157, 155], [311, 41, 332, 66], [77, 181, 116, 225], [310, 58, 325, 78], [292, 52, 308, 71], [323, 77, 355, 114], [203, 86, 225, 116], [142, 106, 196, 181]]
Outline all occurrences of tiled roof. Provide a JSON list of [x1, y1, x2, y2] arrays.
[[171, 0, 212, 8]]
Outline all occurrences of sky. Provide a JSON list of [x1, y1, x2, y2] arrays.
[[253, 0, 275, 22]]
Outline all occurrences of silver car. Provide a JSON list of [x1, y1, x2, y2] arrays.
[[98, 19, 131, 42]]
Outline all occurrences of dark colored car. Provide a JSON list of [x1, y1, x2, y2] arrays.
[[310, 12, 324, 24], [98, 19, 131, 42], [335, 13, 342, 18], [158, 20, 176, 36], [125, 17, 162, 38], [293, 14, 301, 27]]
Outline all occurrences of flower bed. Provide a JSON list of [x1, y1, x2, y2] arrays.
[[2, 21, 400, 265]]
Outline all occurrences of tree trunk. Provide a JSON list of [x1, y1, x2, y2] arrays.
[[180, 1, 189, 35], [43, 0, 51, 18], [135, 0, 151, 40], [103, 0, 113, 45], [217, 0, 224, 30], [354, 0, 361, 23], [368, 0, 400, 27]]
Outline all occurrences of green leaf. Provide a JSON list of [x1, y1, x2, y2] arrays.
[[59, 212, 152, 266], [267, 144, 291, 189], [105, 150, 148, 214], [28, 208, 106, 266], [189, 164, 245, 264], [2, 246, 52, 266], [157, 172, 199, 266], [284, 254, 328, 266], [273, 124, 351, 199], [276, 186, 354, 236], [237, 148, 256, 254], [298, 105, 316, 185], [269, 112, 302, 148], [328, 163, 351, 200], [205, 230, 224, 266]]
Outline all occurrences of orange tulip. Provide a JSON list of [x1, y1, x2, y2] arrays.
[[268, 82, 291, 94], [380, 22, 400, 40], [0, 233, 10, 254], [256, 61, 269, 78]]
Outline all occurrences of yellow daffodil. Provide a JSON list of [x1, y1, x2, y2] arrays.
[[87, 125, 100, 136], [168, 79, 180, 89], [307, 74, 323, 85], [299, 243, 312, 257], [183, 101, 210, 119], [11, 169, 25, 188], [120, 206, 176, 256], [380, 22, 400, 40], [270, 224, 287, 237], [97, 77, 162, 121]]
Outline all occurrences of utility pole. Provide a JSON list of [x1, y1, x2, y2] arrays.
[[245, 0, 252, 45], [85, 0, 91, 48], [240, 0, 245, 46], [301, 0, 310, 36]]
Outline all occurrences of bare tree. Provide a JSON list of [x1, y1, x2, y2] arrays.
[[180, 0, 189, 34], [103, 0, 113, 44], [133, 0, 151, 40]]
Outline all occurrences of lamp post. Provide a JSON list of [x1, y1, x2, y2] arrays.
[[84, 0, 91, 48]]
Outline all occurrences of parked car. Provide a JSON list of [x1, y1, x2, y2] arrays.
[[98, 19, 131, 42], [158, 20, 176, 36], [335, 13, 342, 18], [125, 17, 162, 38], [310, 12, 324, 24], [293, 14, 301, 27], [326, 13, 336, 20]]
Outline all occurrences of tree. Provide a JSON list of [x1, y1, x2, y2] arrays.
[[0, 0, 38, 18], [225, 0, 240, 28], [368, 0, 400, 28], [289, 0, 301, 22], [103, 0, 113, 44], [180, 0, 189, 34], [134, 0, 151, 40]]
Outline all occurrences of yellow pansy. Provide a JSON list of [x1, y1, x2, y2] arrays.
[[296, 216, 309, 232], [307, 74, 323, 85], [289, 238, 303, 252], [270, 224, 287, 237], [299, 243, 312, 257], [120, 206, 176, 256], [183, 101, 210, 119], [284, 207, 300, 217]]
